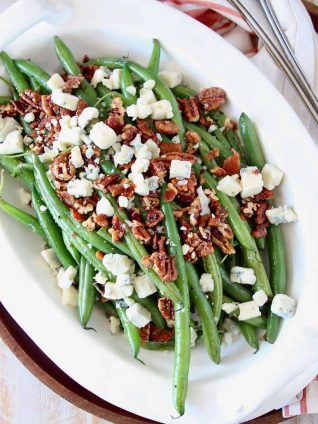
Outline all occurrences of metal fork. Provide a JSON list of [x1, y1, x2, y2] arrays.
[[228, 0, 318, 124]]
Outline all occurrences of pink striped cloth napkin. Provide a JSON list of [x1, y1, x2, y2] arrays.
[[159, 0, 318, 419]]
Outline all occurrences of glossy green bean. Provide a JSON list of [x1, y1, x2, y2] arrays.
[[62, 231, 81, 264], [121, 63, 137, 106], [0, 96, 12, 105], [161, 185, 190, 416], [171, 85, 196, 99], [85, 57, 126, 69], [202, 254, 222, 324], [78, 256, 96, 328], [147, 39, 161, 75], [239, 113, 266, 169], [100, 157, 125, 177], [32, 187, 77, 270], [208, 110, 225, 127], [223, 128, 247, 163], [237, 321, 259, 351], [141, 341, 175, 351], [214, 129, 232, 153], [100, 300, 118, 317], [53, 36, 98, 106], [0, 51, 29, 93], [15, 59, 50, 90], [186, 262, 220, 363], [130, 292, 166, 330], [97, 228, 131, 257], [116, 305, 140, 359], [0, 156, 33, 190]]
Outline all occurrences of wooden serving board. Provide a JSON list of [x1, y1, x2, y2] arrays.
[[0, 303, 284, 424]]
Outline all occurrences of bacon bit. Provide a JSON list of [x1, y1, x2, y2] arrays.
[[93, 213, 109, 228], [140, 323, 151, 343], [93, 174, 121, 193], [222, 149, 240, 175], [163, 184, 178, 202], [71, 208, 86, 222], [131, 220, 152, 244], [206, 147, 220, 161], [137, 119, 159, 143], [76, 98, 87, 116], [154, 120, 179, 135], [62, 75, 84, 93], [96, 250, 105, 261], [81, 64, 98, 82], [110, 215, 125, 242], [141, 196, 160, 211], [149, 324, 174, 342], [159, 142, 182, 154], [177, 97, 200, 122], [197, 87, 226, 112], [106, 97, 125, 134], [158, 298, 175, 320], [252, 222, 270, 238], [185, 130, 200, 154], [51, 153, 76, 182], [211, 166, 227, 177], [145, 209, 164, 228], [82, 215, 96, 231], [121, 124, 138, 144]]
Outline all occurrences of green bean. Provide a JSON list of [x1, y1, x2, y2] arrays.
[[62, 231, 81, 265], [130, 292, 166, 330], [239, 113, 266, 170], [237, 321, 259, 351], [121, 63, 137, 106], [147, 39, 161, 75], [141, 341, 175, 351], [171, 85, 196, 99], [223, 128, 247, 163], [96, 83, 110, 98], [202, 254, 222, 324], [199, 140, 217, 170], [99, 300, 118, 317], [186, 262, 220, 363], [32, 187, 77, 270], [0, 96, 12, 105], [161, 185, 190, 416], [208, 110, 225, 127], [53, 36, 98, 106], [0, 51, 29, 93], [266, 222, 286, 343], [0, 195, 45, 239], [97, 228, 131, 257], [100, 156, 125, 177], [31, 153, 119, 255], [29, 76, 44, 93], [116, 305, 140, 359], [185, 122, 232, 161], [15, 59, 50, 90], [85, 57, 126, 69], [78, 256, 96, 328], [126, 61, 185, 149], [0, 156, 33, 190]]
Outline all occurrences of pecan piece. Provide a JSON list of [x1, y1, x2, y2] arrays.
[[163, 184, 178, 202], [206, 148, 220, 161], [140, 323, 151, 343], [96, 250, 105, 261], [0, 102, 17, 117], [252, 222, 270, 238], [141, 196, 160, 211], [222, 149, 240, 175], [154, 120, 179, 135], [211, 166, 227, 177], [76, 98, 87, 116], [110, 215, 125, 242], [62, 75, 84, 93], [131, 220, 152, 244], [158, 298, 175, 320], [82, 215, 96, 231], [106, 97, 125, 134], [121, 124, 138, 144], [93, 213, 109, 228], [185, 130, 200, 154], [137, 119, 159, 143], [81, 64, 99, 82], [210, 229, 235, 255], [197, 87, 226, 112], [145, 209, 164, 228], [93, 174, 121, 193], [159, 142, 182, 154], [149, 159, 167, 178], [51, 153, 76, 182], [149, 324, 174, 342], [143, 251, 177, 281], [177, 97, 200, 122]]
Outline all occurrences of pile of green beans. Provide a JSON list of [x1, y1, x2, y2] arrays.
[[0, 36, 291, 417]]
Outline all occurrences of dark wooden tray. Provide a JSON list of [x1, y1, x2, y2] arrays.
[[0, 303, 284, 424]]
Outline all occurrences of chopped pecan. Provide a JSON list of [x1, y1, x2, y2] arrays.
[[137, 119, 159, 143], [76, 98, 87, 116], [182, 230, 214, 262], [145, 209, 164, 228], [170, 172, 197, 204], [163, 184, 178, 202], [121, 124, 138, 144], [62, 75, 84, 93], [162, 152, 197, 163], [12, 99, 30, 115], [71, 208, 86, 222], [143, 251, 177, 281], [96, 250, 105, 261], [185, 130, 200, 154], [140, 323, 151, 343], [158, 298, 175, 320], [81, 64, 99, 82], [131, 220, 152, 244], [252, 222, 270, 238], [93, 174, 121, 193], [82, 215, 96, 231], [0, 102, 17, 117], [197, 87, 226, 112], [210, 229, 235, 255], [250, 188, 273, 202], [141, 196, 160, 211], [108, 181, 134, 198], [149, 159, 167, 179], [177, 97, 200, 122], [93, 213, 109, 228], [206, 147, 220, 161], [128, 207, 142, 222], [199, 113, 213, 128], [154, 120, 179, 135], [110, 215, 125, 242], [20, 89, 42, 109], [222, 148, 240, 175], [51, 153, 76, 182], [159, 142, 182, 154], [211, 166, 227, 177], [255, 201, 270, 225], [106, 97, 125, 134]]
